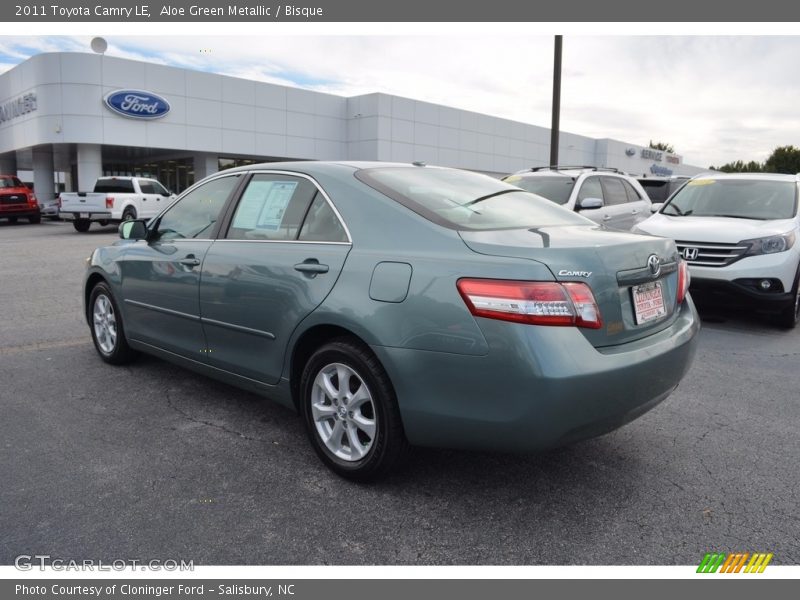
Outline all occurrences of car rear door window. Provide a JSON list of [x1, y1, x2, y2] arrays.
[[226, 174, 318, 241], [621, 180, 643, 202], [298, 193, 348, 242], [601, 177, 629, 205], [95, 179, 135, 194]]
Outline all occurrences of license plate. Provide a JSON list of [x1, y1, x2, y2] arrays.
[[632, 280, 667, 325], [80, 213, 89, 218]]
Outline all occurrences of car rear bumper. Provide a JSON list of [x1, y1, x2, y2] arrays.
[[372, 297, 699, 453], [59, 211, 113, 221], [0, 207, 40, 218]]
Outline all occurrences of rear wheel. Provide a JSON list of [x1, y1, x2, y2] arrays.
[[73, 219, 91, 232], [28, 214, 41, 224], [88, 282, 138, 365], [121, 207, 137, 222], [8, 216, 18, 224], [300, 338, 409, 481]]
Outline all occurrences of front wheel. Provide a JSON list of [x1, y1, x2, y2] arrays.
[[89, 282, 138, 364], [300, 338, 409, 481], [73, 219, 91, 232], [776, 271, 800, 329]]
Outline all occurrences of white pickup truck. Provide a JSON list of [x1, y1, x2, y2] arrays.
[[59, 176, 175, 232]]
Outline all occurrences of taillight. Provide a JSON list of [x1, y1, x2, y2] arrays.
[[106, 197, 115, 209], [28, 193, 37, 206], [677, 259, 690, 304], [456, 279, 603, 329]]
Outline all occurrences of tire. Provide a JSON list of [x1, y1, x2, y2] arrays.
[[88, 282, 138, 365], [8, 216, 18, 224], [28, 214, 41, 224], [73, 219, 91, 232], [776, 270, 800, 329], [98, 220, 109, 226], [121, 207, 137, 222], [300, 338, 409, 481]]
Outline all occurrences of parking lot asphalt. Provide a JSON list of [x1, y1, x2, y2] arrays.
[[1, 220, 798, 566]]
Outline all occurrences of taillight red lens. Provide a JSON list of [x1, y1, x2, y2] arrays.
[[106, 197, 115, 209], [456, 279, 602, 329], [677, 259, 690, 304], [28, 193, 37, 206]]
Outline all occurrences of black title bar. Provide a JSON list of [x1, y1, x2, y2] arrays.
[[4, 0, 800, 21]]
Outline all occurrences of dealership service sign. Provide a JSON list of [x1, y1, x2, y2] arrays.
[[103, 90, 171, 120]]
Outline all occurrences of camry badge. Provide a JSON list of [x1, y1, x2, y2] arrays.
[[558, 270, 592, 278]]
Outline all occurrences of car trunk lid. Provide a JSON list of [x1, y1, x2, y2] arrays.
[[459, 225, 682, 347]]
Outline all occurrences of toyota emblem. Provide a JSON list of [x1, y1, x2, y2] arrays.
[[682, 247, 699, 261], [647, 254, 661, 277]]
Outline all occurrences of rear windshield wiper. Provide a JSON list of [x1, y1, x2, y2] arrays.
[[463, 189, 521, 208]]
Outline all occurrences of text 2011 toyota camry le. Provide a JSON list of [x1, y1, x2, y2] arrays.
[[83, 162, 699, 480]]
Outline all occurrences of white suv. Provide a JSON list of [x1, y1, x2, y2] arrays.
[[634, 173, 800, 328], [503, 166, 652, 231]]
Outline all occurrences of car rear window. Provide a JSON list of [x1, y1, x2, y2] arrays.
[[502, 174, 575, 205], [94, 179, 135, 194], [356, 167, 592, 230], [663, 179, 797, 220]]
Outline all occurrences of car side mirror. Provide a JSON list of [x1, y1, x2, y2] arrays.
[[576, 197, 603, 210], [119, 219, 148, 240], [650, 202, 664, 213]]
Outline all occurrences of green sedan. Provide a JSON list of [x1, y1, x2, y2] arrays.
[[83, 162, 699, 480]]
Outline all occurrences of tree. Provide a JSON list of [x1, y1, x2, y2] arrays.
[[764, 145, 800, 174], [709, 160, 764, 173], [649, 140, 675, 153]]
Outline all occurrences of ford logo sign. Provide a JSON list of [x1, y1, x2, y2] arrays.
[[103, 90, 170, 120]]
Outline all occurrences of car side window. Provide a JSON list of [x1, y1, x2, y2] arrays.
[[226, 174, 317, 241], [601, 177, 629, 205], [151, 180, 170, 196], [156, 175, 240, 240], [139, 181, 154, 194], [621, 180, 643, 202], [577, 177, 604, 202], [298, 194, 348, 242]]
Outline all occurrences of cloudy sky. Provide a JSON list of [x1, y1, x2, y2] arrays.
[[1, 34, 797, 168]]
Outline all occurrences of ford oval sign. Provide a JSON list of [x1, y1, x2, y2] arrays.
[[103, 90, 170, 120]]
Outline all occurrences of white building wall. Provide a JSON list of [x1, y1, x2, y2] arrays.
[[0, 52, 711, 180]]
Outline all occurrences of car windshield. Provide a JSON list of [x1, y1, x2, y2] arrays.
[[502, 174, 575, 205], [0, 177, 23, 189], [662, 178, 797, 220], [356, 167, 592, 230]]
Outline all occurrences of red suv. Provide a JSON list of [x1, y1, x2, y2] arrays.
[[0, 176, 40, 224]]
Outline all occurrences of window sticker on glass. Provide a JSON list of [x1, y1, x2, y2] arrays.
[[232, 181, 298, 231]]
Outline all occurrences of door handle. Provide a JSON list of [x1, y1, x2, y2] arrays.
[[631, 209, 639, 214], [294, 260, 329, 275], [603, 214, 612, 221], [179, 256, 201, 267]]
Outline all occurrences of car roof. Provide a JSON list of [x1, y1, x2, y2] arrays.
[[220, 160, 449, 176], [511, 166, 631, 178], [690, 172, 800, 182]]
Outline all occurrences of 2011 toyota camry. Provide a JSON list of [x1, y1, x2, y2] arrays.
[[83, 162, 699, 480]]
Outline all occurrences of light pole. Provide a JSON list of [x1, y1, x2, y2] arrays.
[[549, 35, 562, 167]]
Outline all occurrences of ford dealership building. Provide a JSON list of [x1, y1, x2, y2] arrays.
[[0, 52, 709, 201]]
